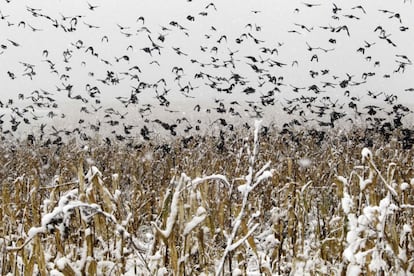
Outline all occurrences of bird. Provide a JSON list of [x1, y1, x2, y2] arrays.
[[83, 22, 100, 28], [87, 2, 99, 11], [302, 2, 321, 8], [352, 5, 366, 14], [7, 39, 20, 47], [0, 0, 411, 143], [294, 23, 313, 32]]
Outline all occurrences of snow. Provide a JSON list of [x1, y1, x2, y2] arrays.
[[112, 173, 119, 181], [153, 173, 184, 239], [341, 192, 353, 214], [336, 176, 348, 186], [401, 182, 410, 191], [85, 166, 102, 182], [253, 168, 273, 186], [253, 120, 262, 141], [143, 151, 154, 162], [55, 257, 69, 270], [27, 225, 46, 239], [156, 267, 168, 276], [298, 157, 312, 168], [237, 183, 252, 194], [5, 118, 414, 275], [361, 147, 372, 163], [49, 270, 65, 276], [368, 250, 387, 273], [114, 189, 122, 201], [183, 207, 207, 235], [232, 268, 243, 275], [191, 174, 230, 187], [359, 176, 372, 191], [403, 224, 412, 234], [347, 264, 362, 275]]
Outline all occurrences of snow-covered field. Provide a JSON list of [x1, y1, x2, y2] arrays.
[[1, 121, 413, 275]]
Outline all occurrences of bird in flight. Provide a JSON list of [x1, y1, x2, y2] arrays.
[[302, 2, 321, 8], [87, 2, 99, 11]]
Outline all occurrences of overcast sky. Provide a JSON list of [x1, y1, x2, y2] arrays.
[[1, 0, 414, 136]]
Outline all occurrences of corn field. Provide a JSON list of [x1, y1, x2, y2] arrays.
[[1, 122, 414, 275]]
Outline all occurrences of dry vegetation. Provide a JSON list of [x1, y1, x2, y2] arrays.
[[1, 123, 414, 275]]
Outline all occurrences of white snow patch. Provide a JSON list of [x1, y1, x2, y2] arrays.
[[85, 166, 102, 182], [183, 207, 206, 235], [361, 147, 372, 163], [341, 193, 353, 214], [401, 182, 410, 191], [298, 157, 312, 168], [359, 178, 372, 191]]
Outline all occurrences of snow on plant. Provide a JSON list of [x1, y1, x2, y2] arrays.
[[144, 120, 274, 275], [183, 206, 207, 236], [1, 126, 413, 275], [5, 166, 149, 275], [147, 170, 232, 274], [216, 120, 274, 275], [340, 147, 412, 274]]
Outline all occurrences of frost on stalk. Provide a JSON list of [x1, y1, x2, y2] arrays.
[[183, 206, 207, 236], [343, 195, 400, 273], [341, 192, 353, 214], [112, 173, 119, 181], [153, 173, 186, 239], [361, 147, 372, 164], [359, 176, 372, 192], [337, 176, 353, 214], [191, 174, 230, 188], [216, 120, 273, 276], [85, 166, 102, 183], [48, 193, 101, 233], [84, 165, 116, 213], [400, 182, 410, 191]]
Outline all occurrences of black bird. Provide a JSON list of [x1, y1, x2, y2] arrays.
[[332, 3, 342, 14], [7, 39, 20, 47], [83, 22, 100, 28], [87, 2, 99, 11], [310, 54, 319, 62], [205, 2, 217, 10], [0, 10, 10, 20], [137, 16, 145, 24], [352, 5, 366, 14], [335, 25, 350, 36], [27, 24, 42, 32], [295, 23, 313, 32], [302, 2, 321, 8]]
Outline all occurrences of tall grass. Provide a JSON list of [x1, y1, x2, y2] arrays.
[[0, 124, 413, 275]]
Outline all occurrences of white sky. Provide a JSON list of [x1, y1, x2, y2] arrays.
[[1, 0, 414, 136]]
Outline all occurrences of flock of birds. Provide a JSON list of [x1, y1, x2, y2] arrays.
[[1, 0, 414, 148]]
